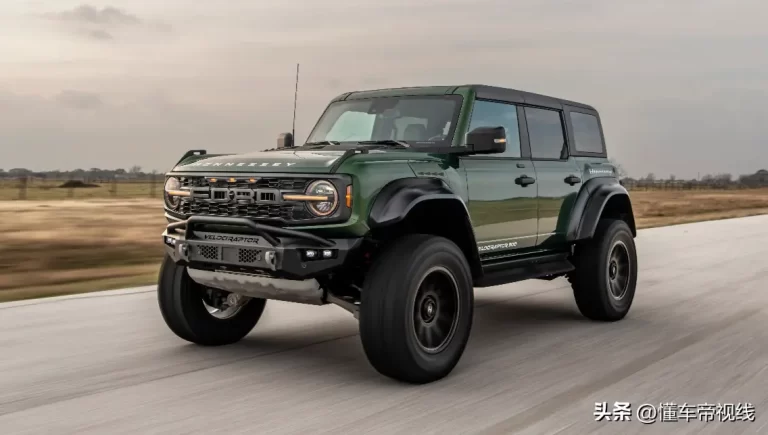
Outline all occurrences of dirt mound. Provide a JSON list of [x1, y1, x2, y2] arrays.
[[58, 180, 100, 189]]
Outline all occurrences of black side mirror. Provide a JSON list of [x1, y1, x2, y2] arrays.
[[466, 126, 506, 154], [277, 132, 294, 148]]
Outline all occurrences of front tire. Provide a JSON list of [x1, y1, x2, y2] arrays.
[[157, 255, 267, 346], [568, 218, 638, 321], [359, 234, 474, 384]]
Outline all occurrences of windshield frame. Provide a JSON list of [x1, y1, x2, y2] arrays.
[[302, 95, 464, 150]]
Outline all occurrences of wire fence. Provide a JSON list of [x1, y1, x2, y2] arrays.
[[1, 177, 163, 201]]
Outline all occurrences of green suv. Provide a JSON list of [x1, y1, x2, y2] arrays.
[[158, 84, 638, 384]]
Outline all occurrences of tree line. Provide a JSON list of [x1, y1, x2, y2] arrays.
[[0, 166, 160, 182]]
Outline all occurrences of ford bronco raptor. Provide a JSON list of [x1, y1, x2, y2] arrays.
[[158, 84, 638, 384]]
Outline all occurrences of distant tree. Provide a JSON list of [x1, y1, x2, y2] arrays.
[[644, 173, 656, 182], [8, 168, 32, 176], [608, 158, 628, 178], [669, 174, 676, 181], [714, 173, 732, 183]]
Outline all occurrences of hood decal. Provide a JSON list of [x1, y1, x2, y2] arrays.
[[184, 161, 297, 168], [172, 150, 345, 173]]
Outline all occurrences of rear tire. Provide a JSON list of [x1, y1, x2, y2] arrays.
[[568, 218, 637, 321], [359, 234, 474, 384], [157, 255, 267, 346]]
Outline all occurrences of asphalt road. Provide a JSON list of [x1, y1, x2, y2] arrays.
[[2, 215, 768, 435]]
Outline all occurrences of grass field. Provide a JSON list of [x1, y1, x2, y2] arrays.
[[2, 188, 768, 303], [0, 179, 163, 201]]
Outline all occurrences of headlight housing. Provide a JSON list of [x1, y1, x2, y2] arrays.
[[164, 177, 182, 210], [305, 180, 339, 217]]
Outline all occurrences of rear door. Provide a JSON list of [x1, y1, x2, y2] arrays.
[[522, 106, 582, 249], [461, 98, 538, 258]]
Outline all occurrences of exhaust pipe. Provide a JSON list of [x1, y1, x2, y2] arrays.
[[187, 268, 325, 305]]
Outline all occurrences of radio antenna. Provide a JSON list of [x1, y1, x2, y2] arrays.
[[292, 63, 300, 142]]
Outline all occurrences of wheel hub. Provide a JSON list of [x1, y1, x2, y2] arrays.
[[202, 288, 249, 319], [420, 296, 438, 323], [412, 266, 460, 354], [607, 241, 631, 300], [609, 261, 618, 279]]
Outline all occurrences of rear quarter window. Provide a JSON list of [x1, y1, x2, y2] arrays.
[[570, 112, 604, 154]]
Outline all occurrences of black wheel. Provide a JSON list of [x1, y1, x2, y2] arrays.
[[568, 218, 637, 321], [359, 234, 474, 384], [157, 255, 267, 346]]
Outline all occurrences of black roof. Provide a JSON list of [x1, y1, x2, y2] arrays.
[[467, 84, 596, 111], [331, 84, 596, 112]]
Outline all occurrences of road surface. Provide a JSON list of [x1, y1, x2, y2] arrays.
[[1, 215, 767, 434]]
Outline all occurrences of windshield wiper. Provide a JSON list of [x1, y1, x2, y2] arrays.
[[302, 140, 340, 148], [356, 140, 410, 148]]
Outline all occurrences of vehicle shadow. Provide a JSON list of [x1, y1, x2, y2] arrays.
[[172, 286, 601, 386]]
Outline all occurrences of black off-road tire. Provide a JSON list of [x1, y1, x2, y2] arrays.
[[568, 218, 638, 321], [359, 234, 474, 384], [157, 255, 267, 346]]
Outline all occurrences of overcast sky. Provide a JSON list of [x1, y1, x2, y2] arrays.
[[1, 0, 766, 179]]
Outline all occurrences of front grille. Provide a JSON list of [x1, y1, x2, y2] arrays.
[[180, 202, 294, 219], [176, 176, 312, 222], [181, 177, 308, 191]]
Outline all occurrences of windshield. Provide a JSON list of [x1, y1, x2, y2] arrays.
[[305, 95, 462, 147]]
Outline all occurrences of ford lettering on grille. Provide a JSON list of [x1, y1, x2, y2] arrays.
[[190, 187, 281, 204]]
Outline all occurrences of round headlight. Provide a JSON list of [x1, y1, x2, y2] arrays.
[[164, 177, 182, 209], [305, 180, 338, 217]]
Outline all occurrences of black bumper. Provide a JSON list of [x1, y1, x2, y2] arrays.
[[163, 216, 362, 280]]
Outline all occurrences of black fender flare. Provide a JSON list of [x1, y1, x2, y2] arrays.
[[369, 178, 468, 228], [566, 177, 636, 241], [368, 177, 482, 276]]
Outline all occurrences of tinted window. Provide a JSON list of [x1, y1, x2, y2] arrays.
[[467, 100, 521, 158], [525, 107, 566, 159], [570, 112, 604, 153]]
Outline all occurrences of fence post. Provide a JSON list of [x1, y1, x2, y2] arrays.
[[18, 176, 28, 200], [150, 172, 157, 198]]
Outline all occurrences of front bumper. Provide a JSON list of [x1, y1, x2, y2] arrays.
[[163, 215, 362, 280]]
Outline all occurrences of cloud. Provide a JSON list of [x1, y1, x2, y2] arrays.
[[47, 5, 141, 27], [86, 29, 114, 41], [54, 90, 104, 110], [42, 4, 168, 41]]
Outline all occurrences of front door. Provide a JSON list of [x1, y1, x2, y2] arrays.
[[522, 106, 581, 249], [461, 99, 538, 258]]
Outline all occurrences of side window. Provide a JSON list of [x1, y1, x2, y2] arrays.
[[570, 111, 604, 154], [525, 107, 567, 160], [467, 100, 522, 158]]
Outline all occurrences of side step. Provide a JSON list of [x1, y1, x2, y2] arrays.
[[474, 252, 575, 288]]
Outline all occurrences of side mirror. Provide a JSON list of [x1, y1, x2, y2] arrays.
[[277, 132, 294, 148], [466, 126, 506, 154]]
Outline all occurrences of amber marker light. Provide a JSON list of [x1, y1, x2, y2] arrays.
[[346, 185, 352, 208]]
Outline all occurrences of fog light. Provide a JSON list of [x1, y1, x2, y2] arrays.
[[305, 250, 317, 259], [322, 250, 333, 258]]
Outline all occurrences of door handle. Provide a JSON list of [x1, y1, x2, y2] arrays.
[[515, 175, 536, 187], [564, 175, 582, 185]]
